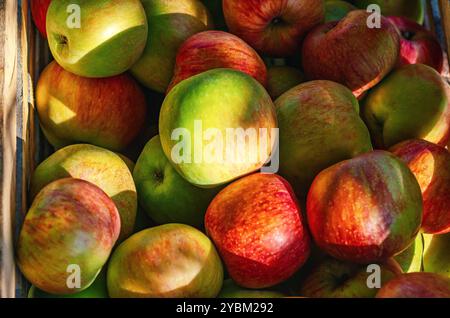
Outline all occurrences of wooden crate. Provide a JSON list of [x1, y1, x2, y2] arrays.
[[0, 0, 449, 298]]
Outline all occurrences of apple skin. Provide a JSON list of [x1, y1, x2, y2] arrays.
[[324, 0, 356, 22], [160, 69, 277, 188], [107, 224, 223, 298], [205, 173, 311, 289], [276, 80, 373, 197], [376, 273, 450, 298], [352, 0, 425, 24], [223, 0, 324, 57], [300, 257, 402, 298], [267, 66, 305, 100], [30, 144, 137, 241], [168, 30, 267, 93], [218, 279, 284, 298], [307, 150, 423, 264], [363, 64, 450, 149], [17, 178, 120, 295], [46, 0, 148, 78], [36, 61, 147, 152], [393, 234, 423, 273], [131, 0, 213, 93], [133, 135, 221, 228], [390, 139, 450, 234], [388, 16, 444, 73], [302, 10, 400, 98], [31, 0, 52, 38], [423, 233, 450, 278]]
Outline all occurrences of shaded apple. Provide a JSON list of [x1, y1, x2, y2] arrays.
[[30, 144, 137, 241], [324, 0, 356, 22], [201, 0, 227, 31], [17, 178, 120, 295], [131, 0, 213, 93], [393, 234, 423, 273], [205, 173, 311, 288], [376, 273, 450, 298], [218, 279, 284, 298], [107, 224, 223, 298], [307, 150, 423, 264], [363, 64, 450, 149], [390, 139, 450, 234], [302, 10, 400, 98], [36, 61, 147, 152], [267, 66, 305, 100], [168, 30, 267, 92], [46, 0, 148, 77], [223, 0, 324, 57], [276, 80, 372, 197], [423, 233, 450, 278], [31, 0, 52, 38], [353, 0, 425, 24]]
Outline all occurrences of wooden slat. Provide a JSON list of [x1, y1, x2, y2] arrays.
[[439, 0, 450, 66]]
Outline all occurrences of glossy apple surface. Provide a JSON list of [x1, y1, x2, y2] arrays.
[[31, 0, 52, 37], [423, 233, 450, 278], [376, 273, 450, 298], [393, 234, 423, 273]]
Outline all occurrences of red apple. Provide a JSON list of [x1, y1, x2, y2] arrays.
[[168, 31, 267, 93], [388, 16, 444, 73], [390, 139, 450, 235], [376, 273, 450, 298], [223, 0, 324, 57], [302, 10, 400, 98], [205, 173, 311, 288], [31, 0, 52, 38], [307, 150, 423, 264]]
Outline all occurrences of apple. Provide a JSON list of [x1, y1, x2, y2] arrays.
[[31, 0, 52, 38], [302, 10, 400, 98], [388, 16, 444, 73], [36, 61, 147, 152], [46, 0, 148, 78], [223, 0, 324, 57], [376, 273, 450, 298], [352, 0, 425, 24], [267, 66, 305, 99], [300, 257, 402, 298], [107, 224, 223, 297], [30, 144, 137, 241], [205, 173, 311, 289], [168, 30, 267, 93], [17, 178, 120, 295], [390, 139, 450, 234], [218, 279, 284, 298], [131, 0, 213, 93], [324, 0, 356, 22], [307, 150, 423, 264], [276, 80, 372, 197], [159, 69, 277, 188], [393, 234, 423, 273], [423, 233, 450, 278], [133, 135, 221, 228], [362, 64, 450, 149]]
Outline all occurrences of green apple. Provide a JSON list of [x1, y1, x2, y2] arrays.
[[133, 135, 221, 228], [352, 0, 424, 24], [218, 279, 284, 298], [423, 233, 450, 278], [159, 69, 277, 187], [131, 0, 213, 93], [394, 234, 423, 273], [324, 0, 356, 22], [267, 66, 304, 100], [46, 0, 148, 77]]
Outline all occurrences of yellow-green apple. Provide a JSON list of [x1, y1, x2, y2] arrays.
[[168, 30, 267, 92], [223, 0, 324, 57], [17, 178, 120, 295], [31, 0, 52, 37], [201, 0, 227, 31], [218, 279, 284, 298], [390, 139, 450, 234], [267, 66, 304, 99], [131, 0, 213, 93], [159, 69, 277, 187], [133, 135, 221, 228], [394, 234, 423, 273], [352, 0, 425, 24], [300, 257, 402, 298], [276, 80, 372, 197], [205, 173, 311, 288], [307, 150, 423, 264], [423, 233, 450, 278], [302, 10, 400, 98], [388, 16, 444, 73], [376, 273, 450, 298], [107, 224, 223, 297], [46, 0, 148, 78], [362, 64, 450, 149], [36, 61, 147, 152], [30, 144, 137, 241], [324, 0, 356, 22]]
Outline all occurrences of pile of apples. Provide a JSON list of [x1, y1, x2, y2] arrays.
[[19, 0, 450, 298]]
